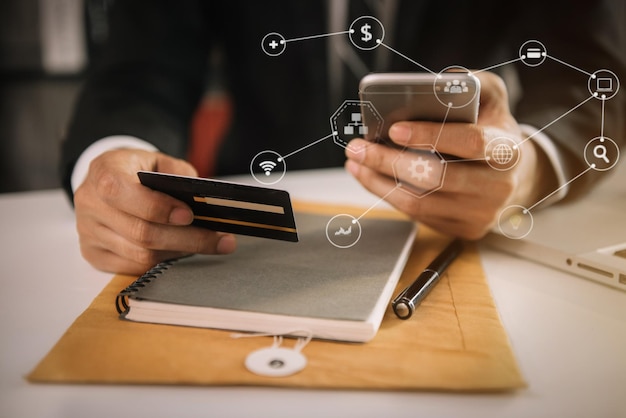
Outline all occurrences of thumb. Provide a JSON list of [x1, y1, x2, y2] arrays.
[[154, 153, 199, 177], [474, 71, 512, 125]]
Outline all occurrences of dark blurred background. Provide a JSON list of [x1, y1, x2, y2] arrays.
[[0, 0, 112, 193]]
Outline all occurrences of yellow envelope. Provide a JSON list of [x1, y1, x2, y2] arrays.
[[28, 204, 525, 391]]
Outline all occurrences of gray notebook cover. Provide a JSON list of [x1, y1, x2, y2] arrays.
[[124, 212, 415, 338]]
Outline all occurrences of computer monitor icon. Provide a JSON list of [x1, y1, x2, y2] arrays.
[[597, 78, 613, 92]]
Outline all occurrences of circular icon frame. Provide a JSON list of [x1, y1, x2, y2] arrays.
[[584, 136, 619, 171], [250, 150, 287, 185], [348, 16, 384, 50], [261, 32, 287, 56], [588, 69, 620, 101], [485, 137, 521, 171], [498, 205, 534, 239], [519, 40, 547, 67], [325, 214, 362, 248]]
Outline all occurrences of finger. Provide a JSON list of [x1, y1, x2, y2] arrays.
[[75, 200, 189, 271], [81, 239, 188, 275], [392, 152, 515, 196], [155, 153, 199, 177], [386, 189, 498, 240], [347, 161, 500, 239], [86, 156, 194, 226], [385, 148, 448, 192], [388, 121, 486, 160], [443, 162, 515, 197], [108, 208, 237, 256], [345, 158, 400, 197], [387, 72, 514, 160], [346, 160, 459, 220], [80, 245, 183, 276], [474, 71, 513, 126], [80, 213, 237, 271], [348, 138, 509, 197], [344, 138, 404, 179], [78, 216, 189, 265], [76, 188, 237, 258]]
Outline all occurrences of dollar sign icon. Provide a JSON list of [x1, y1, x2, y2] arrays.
[[361, 23, 372, 42]]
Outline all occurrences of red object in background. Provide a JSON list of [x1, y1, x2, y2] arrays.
[[187, 93, 232, 178]]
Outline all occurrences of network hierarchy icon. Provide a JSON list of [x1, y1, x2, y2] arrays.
[[254, 15, 620, 248]]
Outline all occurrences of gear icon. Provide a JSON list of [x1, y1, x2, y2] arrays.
[[408, 157, 433, 182]]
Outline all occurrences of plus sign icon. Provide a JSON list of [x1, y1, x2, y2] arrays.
[[261, 32, 286, 56]]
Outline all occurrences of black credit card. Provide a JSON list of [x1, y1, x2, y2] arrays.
[[138, 171, 298, 242]]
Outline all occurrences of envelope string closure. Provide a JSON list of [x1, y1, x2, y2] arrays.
[[232, 331, 313, 377]]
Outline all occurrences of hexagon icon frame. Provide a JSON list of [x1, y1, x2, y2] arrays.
[[392, 145, 447, 198], [330, 100, 383, 153]]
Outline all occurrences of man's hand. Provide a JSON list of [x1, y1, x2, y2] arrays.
[[345, 71, 557, 240], [73, 149, 236, 275]]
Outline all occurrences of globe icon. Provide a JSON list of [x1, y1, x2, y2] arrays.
[[492, 143, 514, 165]]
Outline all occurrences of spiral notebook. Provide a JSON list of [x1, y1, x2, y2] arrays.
[[116, 212, 416, 343]]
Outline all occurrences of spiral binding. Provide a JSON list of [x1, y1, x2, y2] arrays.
[[115, 260, 175, 315]]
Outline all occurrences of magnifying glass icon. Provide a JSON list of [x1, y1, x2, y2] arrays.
[[593, 144, 610, 164]]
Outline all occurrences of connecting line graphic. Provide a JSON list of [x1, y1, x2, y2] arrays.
[[432, 104, 452, 150], [281, 30, 353, 44], [545, 54, 595, 77], [353, 184, 400, 222], [400, 106, 451, 154], [444, 157, 488, 163], [473, 57, 524, 74], [277, 132, 337, 162], [600, 98, 606, 138], [376, 41, 438, 75], [262, 19, 620, 245], [517, 94, 597, 147], [524, 165, 595, 213]]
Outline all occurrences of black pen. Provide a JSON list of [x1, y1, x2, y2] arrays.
[[392, 238, 463, 320]]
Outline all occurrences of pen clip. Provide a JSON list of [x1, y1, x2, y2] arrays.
[[391, 285, 409, 304]]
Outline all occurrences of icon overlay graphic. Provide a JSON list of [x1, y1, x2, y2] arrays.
[[258, 15, 620, 245], [326, 214, 362, 248]]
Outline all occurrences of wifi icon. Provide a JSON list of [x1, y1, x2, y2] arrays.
[[259, 160, 277, 176], [251, 150, 285, 185]]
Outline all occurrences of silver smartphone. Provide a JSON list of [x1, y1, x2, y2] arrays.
[[359, 72, 480, 145]]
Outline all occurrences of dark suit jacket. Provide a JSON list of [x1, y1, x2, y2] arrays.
[[60, 0, 625, 200]]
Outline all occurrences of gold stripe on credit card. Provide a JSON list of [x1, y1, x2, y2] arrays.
[[193, 196, 285, 214], [194, 215, 297, 233]]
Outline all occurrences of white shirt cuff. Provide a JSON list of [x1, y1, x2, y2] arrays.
[[519, 124, 569, 206], [70, 135, 159, 193]]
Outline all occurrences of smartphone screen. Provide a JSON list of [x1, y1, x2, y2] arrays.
[[359, 72, 480, 145]]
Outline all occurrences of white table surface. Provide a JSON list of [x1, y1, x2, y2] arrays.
[[1, 168, 624, 418]]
